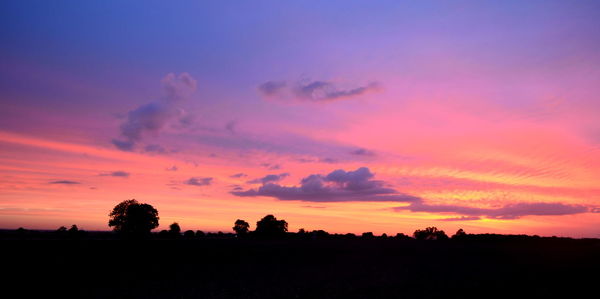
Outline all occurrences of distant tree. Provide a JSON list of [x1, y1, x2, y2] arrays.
[[298, 228, 306, 234], [395, 233, 412, 240], [311, 230, 330, 239], [183, 230, 195, 238], [169, 222, 181, 237], [233, 219, 250, 236], [255, 214, 288, 237], [55, 226, 68, 238], [413, 227, 449, 240], [452, 228, 467, 240], [195, 230, 205, 237], [362, 232, 375, 239], [381, 233, 388, 238], [108, 199, 159, 236], [67, 225, 80, 238], [68, 225, 79, 233], [158, 230, 169, 238]]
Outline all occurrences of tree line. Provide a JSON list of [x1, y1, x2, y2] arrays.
[[6, 199, 567, 241], [103, 199, 484, 240]]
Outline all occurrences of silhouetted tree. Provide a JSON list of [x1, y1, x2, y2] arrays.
[[233, 219, 250, 236], [108, 199, 159, 237], [452, 228, 467, 240], [67, 225, 81, 238], [195, 230, 205, 237], [311, 230, 330, 239], [362, 232, 375, 239], [413, 227, 449, 240], [255, 214, 288, 237], [183, 230, 195, 238], [68, 224, 78, 233], [395, 233, 412, 240], [381, 233, 388, 238], [169, 222, 181, 237]]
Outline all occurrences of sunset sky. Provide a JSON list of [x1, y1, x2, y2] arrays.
[[1, 1, 599, 237]]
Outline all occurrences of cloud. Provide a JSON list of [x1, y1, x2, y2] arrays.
[[295, 157, 339, 164], [112, 73, 197, 151], [166, 165, 178, 171], [230, 185, 244, 191], [112, 139, 135, 151], [396, 201, 590, 219], [260, 163, 281, 170], [319, 157, 339, 163], [294, 80, 379, 102], [100, 171, 130, 178], [232, 167, 420, 203], [437, 216, 481, 221], [351, 148, 375, 157], [49, 180, 80, 185], [247, 173, 289, 184], [144, 144, 168, 154], [258, 81, 286, 96], [258, 79, 379, 102], [161, 72, 197, 102], [230, 173, 247, 178], [225, 120, 238, 134], [185, 177, 213, 186]]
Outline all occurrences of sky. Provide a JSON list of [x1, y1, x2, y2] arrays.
[[1, 0, 599, 237]]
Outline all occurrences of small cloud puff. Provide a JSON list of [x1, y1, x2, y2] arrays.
[[185, 177, 213, 186], [100, 171, 130, 178]]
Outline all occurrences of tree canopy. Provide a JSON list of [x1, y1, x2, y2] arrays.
[[255, 214, 288, 237], [413, 227, 449, 240], [233, 219, 250, 236], [108, 199, 159, 236]]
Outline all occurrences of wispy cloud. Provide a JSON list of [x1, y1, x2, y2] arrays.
[[350, 148, 375, 157], [49, 180, 80, 185], [185, 177, 213, 186], [100, 171, 130, 177], [247, 173, 289, 184], [258, 79, 379, 102]]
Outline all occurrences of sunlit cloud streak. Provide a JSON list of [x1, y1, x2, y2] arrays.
[[396, 201, 591, 220]]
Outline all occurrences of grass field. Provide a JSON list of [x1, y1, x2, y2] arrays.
[[3, 234, 599, 298]]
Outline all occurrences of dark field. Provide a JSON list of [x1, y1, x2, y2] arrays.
[[4, 236, 599, 298]]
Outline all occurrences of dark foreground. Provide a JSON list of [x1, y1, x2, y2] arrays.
[[4, 237, 599, 298]]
